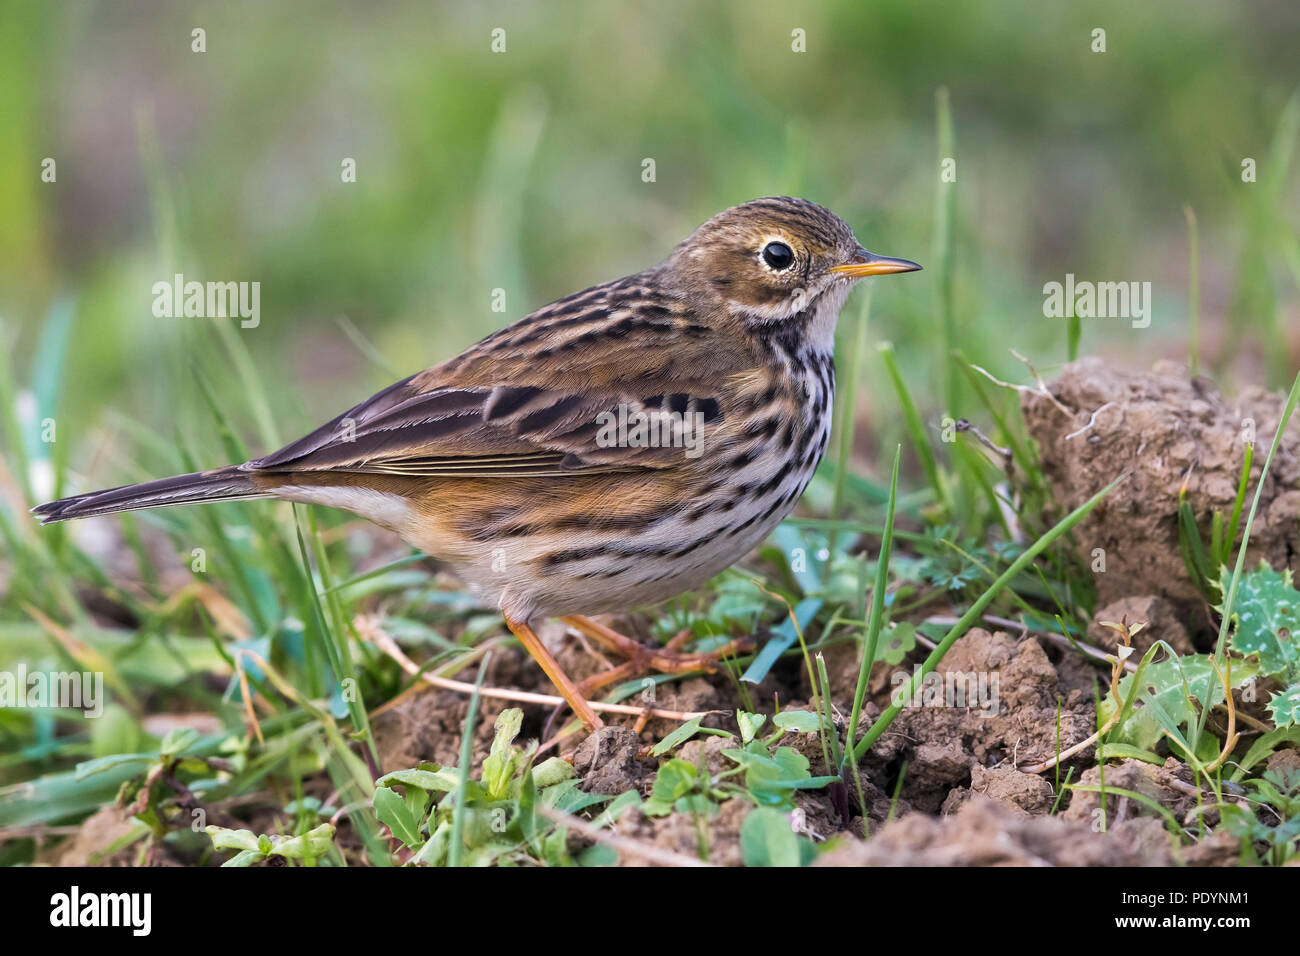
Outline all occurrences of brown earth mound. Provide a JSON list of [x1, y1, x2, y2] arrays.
[[1021, 358, 1300, 616], [814, 796, 1175, 866]]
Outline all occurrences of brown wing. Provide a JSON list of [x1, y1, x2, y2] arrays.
[[245, 275, 747, 479]]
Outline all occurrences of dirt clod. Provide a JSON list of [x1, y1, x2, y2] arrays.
[[1266, 748, 1300, 776], [615, 798, 751, 866], [1060, 758, 1197, 827], [908, 743, 972, 812], [573, 726, 653, 796], [372, 644, 546, 773], [885, 628, 1094, 779], [942, 763, 1057, 816], [814, 796, 1174, 866], [1022, 358, 1300, 615]]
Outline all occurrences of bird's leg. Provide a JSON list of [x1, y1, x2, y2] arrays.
[[504, 615, 604, 731], [559, 615, 755, 679], [541, 656, 644, 743]]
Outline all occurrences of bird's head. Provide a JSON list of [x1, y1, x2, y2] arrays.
[[664, 196, 921, 330]]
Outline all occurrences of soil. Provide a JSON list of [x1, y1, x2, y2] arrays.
[[374, 620, 567, 772], [1021, 357, 1300, 624], [360, 552, 1296, 869], [1059, 758, 1201, 828], [572, 727, 653, 795], [813, 797, 1176, 866], [368, 621, 1246, 866], [614, 798, 752, 867]]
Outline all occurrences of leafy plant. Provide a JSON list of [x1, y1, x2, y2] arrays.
[[283, 796, 338, 830], [205, 822, 336, 867], [1220, 768, 1300, 865], [1214, 561, 1300, 728], [1220, 562, 1300, 682], [1103, 650, 1256, 762], [740, 807, 818, 866], [911, 525, 1023, 594], [636, 709, 832, 865], [1269, 686, 1300, 728], [369, 708, 612, 866], [642, 710, 836, 818], [74, 727, 241, 860]]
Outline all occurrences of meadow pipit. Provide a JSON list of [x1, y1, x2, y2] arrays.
[[35, 197, 920, 731]]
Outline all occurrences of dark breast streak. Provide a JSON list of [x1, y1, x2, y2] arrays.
[[531, 338, 835, 595], [699, 338, 834, 538]]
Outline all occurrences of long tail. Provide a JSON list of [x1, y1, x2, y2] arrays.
[[31, 466, 273, 524]]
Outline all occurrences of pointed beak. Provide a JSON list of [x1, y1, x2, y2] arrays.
[[829, 247, 923, 279]]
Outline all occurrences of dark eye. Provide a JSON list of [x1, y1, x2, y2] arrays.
[[762, 241, 795, 271]]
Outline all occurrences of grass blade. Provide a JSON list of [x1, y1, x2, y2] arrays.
[[448, 654, 491, 867], [852, 475, 1122, 760], [879, 341, 946, 512], [844, 446, 899, 778]]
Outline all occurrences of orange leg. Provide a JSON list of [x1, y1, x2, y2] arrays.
[[505, 615, 604, 731], [559, 615, 755, 683]]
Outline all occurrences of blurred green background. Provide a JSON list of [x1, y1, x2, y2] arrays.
[[1, 0, 1298, 491]]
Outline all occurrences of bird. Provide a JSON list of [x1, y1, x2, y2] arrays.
[[34, 196, 920, 732]]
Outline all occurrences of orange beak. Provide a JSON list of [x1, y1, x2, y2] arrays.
[[829, 247, 923, 278]]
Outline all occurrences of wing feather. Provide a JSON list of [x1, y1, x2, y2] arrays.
[[246, 379, 724, 479], [245, 277, 743, 480]]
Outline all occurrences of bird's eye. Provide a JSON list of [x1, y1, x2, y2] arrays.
[[761, 241, 795, 271]]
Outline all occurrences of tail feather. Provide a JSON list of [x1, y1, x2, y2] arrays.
[[31, 466, 272, 524]]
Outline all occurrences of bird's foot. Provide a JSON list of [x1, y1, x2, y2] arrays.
[[559, 614, 754, 699]]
